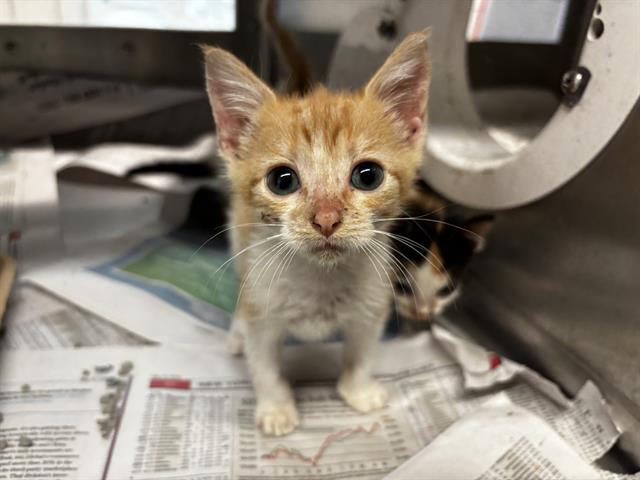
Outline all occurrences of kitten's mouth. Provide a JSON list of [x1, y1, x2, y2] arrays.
[[307, 239, 349, 262], [310, 242, 345, 254]]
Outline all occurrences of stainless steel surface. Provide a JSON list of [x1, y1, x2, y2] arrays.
[[404, 0, 640, 209], [446, 100, 640, 466]]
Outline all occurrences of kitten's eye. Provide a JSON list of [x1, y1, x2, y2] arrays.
[[436, 284, 456, 298], [351, 162, 384, 191], [267, 166, 300, 195], [394, 281, 412, 295]]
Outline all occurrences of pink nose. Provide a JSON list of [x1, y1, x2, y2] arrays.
[[312, 207, 342, 237]]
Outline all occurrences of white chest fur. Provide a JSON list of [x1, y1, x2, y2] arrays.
[[243, 240, 392, 342]]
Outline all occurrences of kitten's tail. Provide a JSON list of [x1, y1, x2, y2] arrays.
[[259, 0, 313, 96]]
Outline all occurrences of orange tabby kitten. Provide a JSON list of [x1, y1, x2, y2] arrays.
[[202, 31, 431, 436]]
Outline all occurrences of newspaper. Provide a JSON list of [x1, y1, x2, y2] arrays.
[[0, 346, 138, 479], [24, 245, 230, 346], [54, 134, 220, 193], [0, 143, 61, 266], [0, 283, 151, 350], [0, 334, 617, 479], [0, 330, 627, 479], [384, 394, 602, 480], [24, 183, 232, 345]]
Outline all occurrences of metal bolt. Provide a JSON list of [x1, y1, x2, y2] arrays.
[[561, 70, 584, 95], [377, 19, 397, 40]]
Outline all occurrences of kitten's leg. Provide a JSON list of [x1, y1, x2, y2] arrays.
[[338, 319, 388, 412], [226, 302, 248, 356], [245, 320, 299, 436]]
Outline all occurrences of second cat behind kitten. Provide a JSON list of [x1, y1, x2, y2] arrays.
[[203, 31, 431, 436]]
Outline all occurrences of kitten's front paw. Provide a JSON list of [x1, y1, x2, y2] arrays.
[[256, 401, 300, 436], [338, 379, 388, 413]]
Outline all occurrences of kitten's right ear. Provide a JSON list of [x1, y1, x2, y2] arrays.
[[201, 45, 275, 159]]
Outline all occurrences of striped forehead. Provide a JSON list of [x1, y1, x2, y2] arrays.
[[283, 94, 361, 190], [289, 95, 357, 151]]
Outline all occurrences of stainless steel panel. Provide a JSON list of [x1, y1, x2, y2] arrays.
[[446, 100, 640, 465]]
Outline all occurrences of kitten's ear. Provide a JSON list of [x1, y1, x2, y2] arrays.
[[201, 45, 275, 159], [464, 215, 496, 252], [365, 30, 431, 144]]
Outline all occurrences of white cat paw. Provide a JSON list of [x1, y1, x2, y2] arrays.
[[256, 402, 300, 436], [225, 331, 244, 356], [338, 380, 389, 413]]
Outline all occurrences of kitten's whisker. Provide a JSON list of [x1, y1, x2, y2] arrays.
[[371, 229, 453, 287], [363, 241, 397, 305], [374, 217, 483, 240], [236, 240, 287, 306], [397, 207, 440, 243], [277, 244, 299, 285], [399, 203, 450, 221], [212, 241, 282, 299], [370, 238, 424, 318], [265, 243, 292, 315], [205, 233, 283, 290], [372, 229, 448, 279], [371, 238, 422, 290], [374, 203, 448, 230], [359, 242, 398, 327], [238, 240, 286, 298], [243, 240, 289, 315], [357, 244, 383, 285], [253, 240, 290, 288], [190, 222, 284, 260], [372, 230, 430, 260], [268, 244, 299, 313], [363, 241, 401, 330]]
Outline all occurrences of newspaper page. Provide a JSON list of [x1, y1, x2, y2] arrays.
[[24, 252, 229, 346], [384, 394, 601, 480], [0, 330, 626, 479], [0, 283, 151, 350], [0, 143, 61, 266], [0, 346, 140, 479], [54, 134, 220, 193], [24, 181, 232, 345], [19, 137, 232, 343], [104, 332, 621, 480], [21, 165, 227, 345]]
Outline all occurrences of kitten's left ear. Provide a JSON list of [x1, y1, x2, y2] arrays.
[[464, 215, 496, 252], [201, 45, 275, 159], [365, 30, 431, 144]]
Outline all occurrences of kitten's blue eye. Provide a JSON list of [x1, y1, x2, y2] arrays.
[[351, 162, 384, 191], [267, 166, 300, 195]]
